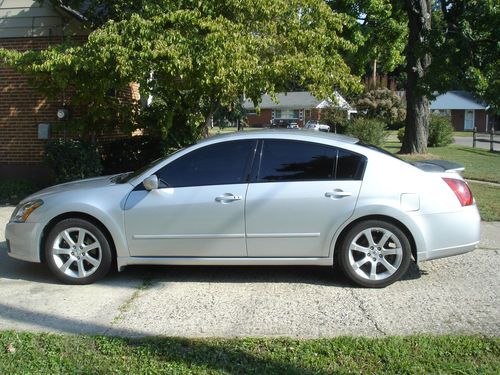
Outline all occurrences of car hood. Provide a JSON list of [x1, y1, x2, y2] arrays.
[[24, 175, 122, 201]]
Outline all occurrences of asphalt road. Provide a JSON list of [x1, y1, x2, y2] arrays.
[[0, 206, 499, 338]]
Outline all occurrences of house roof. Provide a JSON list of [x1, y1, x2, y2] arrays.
[[242, 91, 355, 112], [430, 91, 488, 110]]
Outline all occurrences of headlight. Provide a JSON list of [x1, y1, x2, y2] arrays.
[[10, 199, 44, 223]]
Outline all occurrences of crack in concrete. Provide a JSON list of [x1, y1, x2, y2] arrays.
[[350, 289, 387, 336], [109, 277, 154, 327]]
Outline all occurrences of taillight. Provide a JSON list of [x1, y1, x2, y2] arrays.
[[442, 177, 473, 206]]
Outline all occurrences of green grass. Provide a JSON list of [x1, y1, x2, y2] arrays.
[[0, 332, 498, 374], [454, 131, 474, 137], [384, 140, 500, 221], [469, 182, 500, 221], [384, 140, 500, 183]]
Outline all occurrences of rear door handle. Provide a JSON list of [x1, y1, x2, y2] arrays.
[[325, 189, 352, 199], [215, 193, 243, 203]]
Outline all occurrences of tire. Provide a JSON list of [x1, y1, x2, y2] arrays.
[[45, 218, 112, 285], [337, 220, 411, 288]]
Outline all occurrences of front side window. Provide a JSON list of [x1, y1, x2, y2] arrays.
[[157, 140, 256, 187]]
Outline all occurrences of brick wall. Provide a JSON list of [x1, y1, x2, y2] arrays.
[[246, 109, 273, 127], [0, 36, 138, 183]]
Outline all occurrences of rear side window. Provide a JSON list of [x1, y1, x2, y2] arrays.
[[157, 140, 256, 187], [257, 139, 366, 182]]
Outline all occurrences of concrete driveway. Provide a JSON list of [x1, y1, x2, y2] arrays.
[[0, 206, 499, 338]]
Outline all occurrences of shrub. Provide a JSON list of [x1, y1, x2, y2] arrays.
[[100, 137, 167, 175], [45, 139, 103, 183], [345, 118, 387, 146], [356, 89, 406, 128], [397, 126, 405, 143], [0, 180, 36, 204], [428, 114, 454, 147]]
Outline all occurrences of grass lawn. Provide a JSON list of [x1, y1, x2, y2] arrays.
[[384, 139, 500, 221], [0, 332, 498, 374]]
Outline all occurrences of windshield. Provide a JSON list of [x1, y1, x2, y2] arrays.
[[116, 148, 185, 184]]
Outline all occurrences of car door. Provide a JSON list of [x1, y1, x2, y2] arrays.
[[245, 139, 366, 258], [124, 140, 257, 257]]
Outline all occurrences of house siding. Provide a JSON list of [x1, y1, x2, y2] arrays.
[[247, 109, 273, 127], [475, 110, 487, 132]]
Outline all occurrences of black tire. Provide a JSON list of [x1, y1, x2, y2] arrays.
[[45, 218, 112, 285], [337, 220, 411, 288]]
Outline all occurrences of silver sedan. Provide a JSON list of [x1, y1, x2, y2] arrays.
[[5, 130, 480, 287]]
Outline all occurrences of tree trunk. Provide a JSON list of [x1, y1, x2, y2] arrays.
[[372, 59, 377, 89], [400, 0, 432, 154]]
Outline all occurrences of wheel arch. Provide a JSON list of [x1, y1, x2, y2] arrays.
[[332, 214, 418, 263], [40, 212, 117, 265]]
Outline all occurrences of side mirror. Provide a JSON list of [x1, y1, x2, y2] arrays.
[[143, 175, 159, 191]]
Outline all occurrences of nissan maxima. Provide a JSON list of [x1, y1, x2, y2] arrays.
[[5, 130, 480, 287]]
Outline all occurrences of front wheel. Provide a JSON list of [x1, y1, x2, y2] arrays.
[[45, 218, 112, 285], [337, 220, 412, 288]]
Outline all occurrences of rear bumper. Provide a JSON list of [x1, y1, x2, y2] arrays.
[[5, 222, 42, 263], [416, 205, 481, 262]]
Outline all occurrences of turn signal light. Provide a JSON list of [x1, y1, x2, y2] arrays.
[[442, 178, 473, 206]]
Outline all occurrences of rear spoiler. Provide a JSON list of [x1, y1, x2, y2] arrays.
[[411, 160, 465, 173]]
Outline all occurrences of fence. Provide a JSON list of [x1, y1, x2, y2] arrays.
[[473, 127, 499, 151]]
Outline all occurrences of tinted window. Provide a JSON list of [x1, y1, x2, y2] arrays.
[[258, 140, 337, 181], [336, 149, 366, 180], [157, 140, 256, 187]]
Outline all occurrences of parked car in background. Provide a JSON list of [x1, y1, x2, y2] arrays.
[[287, 123, 299, 129], [6, 130, 480, 287], [305, 120, 330, 132]]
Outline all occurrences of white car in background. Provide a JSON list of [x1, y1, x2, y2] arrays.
[[5, 130, 480, 287], [305, 120, 330, 132]]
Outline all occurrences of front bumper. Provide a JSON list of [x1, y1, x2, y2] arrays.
[[5, 221, 42, 263]]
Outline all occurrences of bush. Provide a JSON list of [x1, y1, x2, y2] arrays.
[[0, 179, 36, 204], [45, 139, 103, 183], [345, 118, 387, 146], [397, 126, 405, 143], [100, 137, 168, 175], [428, 114, 454, 147], [356, 89, 406, 128]]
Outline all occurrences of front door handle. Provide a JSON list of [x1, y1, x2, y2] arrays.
[[215, 193, 243, 203], [325, 189, 352, 199]]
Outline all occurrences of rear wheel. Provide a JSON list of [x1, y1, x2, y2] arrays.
[[338, 220, 411, 288], [45, 218, 112, 285]]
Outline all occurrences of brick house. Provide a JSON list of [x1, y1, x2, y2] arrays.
[[0, 0, 137, 184], [430, 91, 494, 132], [242, 91, 356, 128]]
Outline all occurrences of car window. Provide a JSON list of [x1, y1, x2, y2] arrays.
[[258, 140, 337, 182], [257, 140, 366, 182], [336, 149, 367, 180], [157, 140, 256, 187]]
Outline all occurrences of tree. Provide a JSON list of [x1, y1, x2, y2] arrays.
[[1, 0, 363, 139], [400, 0, 432, 154], [429, 1, 499, 113], [326, 1, 407, 83], [356, 88, 406, 127]]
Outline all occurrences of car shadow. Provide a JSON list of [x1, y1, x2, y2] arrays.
[[1, 241, 423, 286]]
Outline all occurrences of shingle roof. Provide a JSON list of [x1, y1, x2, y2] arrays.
[[430, 91, 488, 110], [242, 91, 355, 111]]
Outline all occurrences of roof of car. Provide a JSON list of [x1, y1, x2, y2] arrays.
[[198, 129, 359, 145]]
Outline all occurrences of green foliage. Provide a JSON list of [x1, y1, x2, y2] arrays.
[[356, 88, 406, 128], [321, 106, 350, 134], [428, 114, 454, 147], [346, 118, 386, 146], [1, 0, 363, 137], [0, 332, 499, 374], [429, 1, 500, 113], [397, 126, 405, 143], [327, 1, 407, 77], [0, 180, 36, 204], [45, 139, 103, 183]]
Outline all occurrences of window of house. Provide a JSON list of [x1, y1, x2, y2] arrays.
[[157, 140, 257, 187], [274, 109, 300, 119]]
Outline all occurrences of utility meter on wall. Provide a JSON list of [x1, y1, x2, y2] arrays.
[[57, 108, 69, 120]]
